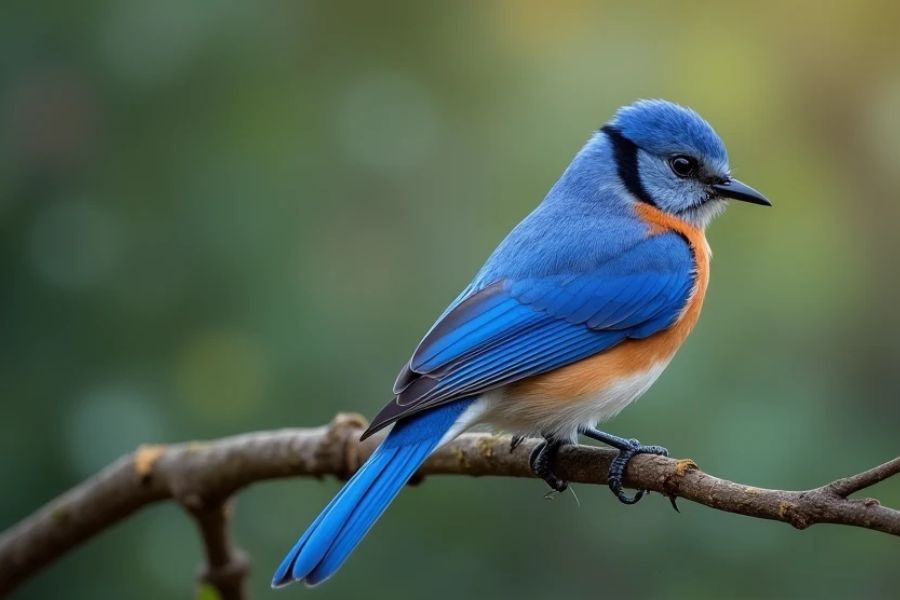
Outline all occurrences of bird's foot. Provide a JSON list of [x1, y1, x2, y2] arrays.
[[529, 437, 570, 494], [581, 428, 667, 505], [607, 439, 668, 504]]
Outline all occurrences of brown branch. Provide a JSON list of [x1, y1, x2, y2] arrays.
[[188, 499, 250, 600], [1, 413, 898, 597]]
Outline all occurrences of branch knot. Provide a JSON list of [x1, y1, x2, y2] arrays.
[[323, 412, 369, 480]]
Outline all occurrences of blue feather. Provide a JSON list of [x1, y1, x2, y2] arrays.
[[393, 233, 693, 411], [305, 442, 433, 585], [412, 299, 542, 372], [610, 99, 728, 167], [271, 398, 473, 588]]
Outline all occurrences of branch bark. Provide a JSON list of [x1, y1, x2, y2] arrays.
[[189, 499, 250, 600], [1, 413, 898, 598]]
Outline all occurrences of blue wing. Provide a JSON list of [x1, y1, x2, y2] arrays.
[[362, 231, 696, 438]]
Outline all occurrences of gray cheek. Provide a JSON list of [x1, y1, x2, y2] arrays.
[[637, 152, 702, 212]]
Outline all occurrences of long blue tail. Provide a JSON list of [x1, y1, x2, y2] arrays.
[[272, 399, 474, 587]]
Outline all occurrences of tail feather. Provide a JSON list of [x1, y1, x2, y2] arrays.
[[272, 398, 476, 588], [286, 448, 397, 582], [306, 443, 432, 585]]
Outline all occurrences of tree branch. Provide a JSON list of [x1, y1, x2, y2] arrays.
[[188, 499, 250, 600], [1, 413, 898, 597]]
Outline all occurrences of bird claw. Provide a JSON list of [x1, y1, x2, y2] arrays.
[[530, 430, 673, 507], [529, 438, 570, 493], [606, 438, 668, 505]]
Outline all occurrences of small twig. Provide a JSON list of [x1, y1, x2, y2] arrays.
[[0, 413, 897, 598], [824, 456, 900, 498]]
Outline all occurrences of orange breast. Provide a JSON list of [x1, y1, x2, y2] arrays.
[[507, 203, 710, 404]]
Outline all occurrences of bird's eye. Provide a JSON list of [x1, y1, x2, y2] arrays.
[[669, 155, 698, 178]]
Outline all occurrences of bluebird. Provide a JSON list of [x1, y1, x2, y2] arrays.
[[272, 99, 770, 587]]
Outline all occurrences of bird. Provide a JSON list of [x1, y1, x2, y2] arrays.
[[272, 99, 770, 588]]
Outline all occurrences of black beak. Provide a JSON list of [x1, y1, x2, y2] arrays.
[[711, 178, 771, 206]]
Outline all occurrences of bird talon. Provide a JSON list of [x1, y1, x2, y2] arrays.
[[529, 437, 570, 493], [645, 444, 669, 458], [583, 429, 669, 506], [609, 475, 645, 504]]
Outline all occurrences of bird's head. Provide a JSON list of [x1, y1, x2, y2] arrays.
[[601, 99, 770, 228]]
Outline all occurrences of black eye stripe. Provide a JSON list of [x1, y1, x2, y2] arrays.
[[600, 125, 656, 206]]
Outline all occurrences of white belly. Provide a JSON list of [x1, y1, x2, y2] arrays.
[[477, 360, 671, 441]]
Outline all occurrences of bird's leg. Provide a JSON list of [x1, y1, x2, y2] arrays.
[[580, 427, 668, 505], [529, 435, 570, 493]]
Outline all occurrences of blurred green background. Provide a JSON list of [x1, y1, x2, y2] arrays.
[[2, 1, 899, 598]]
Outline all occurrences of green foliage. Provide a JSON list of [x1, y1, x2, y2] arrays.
[[195, 583, 221, 600]]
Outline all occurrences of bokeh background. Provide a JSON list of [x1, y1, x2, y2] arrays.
[[3, 1, 899, 598]]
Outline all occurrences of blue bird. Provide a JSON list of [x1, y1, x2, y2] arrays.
[[272, 99, 770, 587]]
